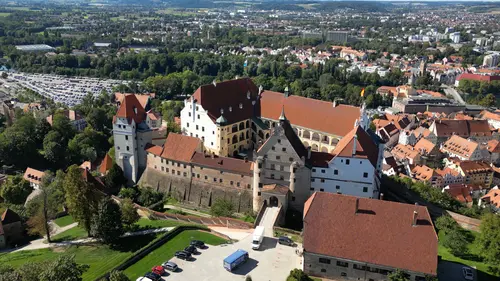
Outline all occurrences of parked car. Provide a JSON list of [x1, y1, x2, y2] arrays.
[[184, 245, 198, 254], [162, 261, 178, 272], [175, 250, 192, 260], [151, 266, 165, 275], [144, 272, 161, 281], [462, 267, 473, 281], [190, 240, 205, 248], [278, 236, 294, 246]]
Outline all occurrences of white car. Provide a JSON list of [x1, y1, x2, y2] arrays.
[[462, 267, 473, 280]]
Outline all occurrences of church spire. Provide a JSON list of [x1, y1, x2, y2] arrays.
[[279, 105, 287, 121]]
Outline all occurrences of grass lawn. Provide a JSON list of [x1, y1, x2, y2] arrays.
[[134, 218, 191, 229], [0, 13, 11, 17], [438, 231, 499, 280], [54, 215, 75, 227], [51, 225, 88, 242], [124, 230, 227, 279], [0, 233, 161, 281]]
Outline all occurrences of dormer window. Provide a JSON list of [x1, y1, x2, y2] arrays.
[[239, 103, 243, 109]]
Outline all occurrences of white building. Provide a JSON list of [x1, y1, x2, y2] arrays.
[[483, 54, 499, 67], [450, 32, 460, 44], [113, 95, 153, 183], [310, 121, 384, 199]]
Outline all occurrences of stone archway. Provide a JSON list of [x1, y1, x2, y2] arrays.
[[269, 196, 279, 207]]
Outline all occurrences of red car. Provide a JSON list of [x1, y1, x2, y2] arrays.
[[151, 266, 165, 275]]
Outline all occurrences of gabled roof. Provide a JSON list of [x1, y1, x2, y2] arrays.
[[192, 78, 260, 124], [481, 187, 500, 208], [115, 94, 147, 124], [115, 93, 153, 109], [412, 165, 440, 182], [414, 138, 436, 155], [1, 208, 21, 225], [161, 133, 200, 163], [303, 193, 437, 276], [487, 139, 500, 153], [456, 73, 500, 82], [23, 167, 45, 185], [444, 185, 473, 204], [331, 126, 379, 167], [432, 120, 491, 138], [391, 143, 420, 161], [442, 135, 479, 159], [262, 184, 289, 195], [190, 152, 253, 175], [46, 110, 83, 126], [260, 91, 362, 137], [99, 154, 113, 174]]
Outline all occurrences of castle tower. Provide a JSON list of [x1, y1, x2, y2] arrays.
[[419, 59, 427, 77], [253, 156, 264, 212]]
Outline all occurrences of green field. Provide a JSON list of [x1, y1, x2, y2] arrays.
[[54, 215, 75, 227], [0, 13, 11, 17], [124, 230, 227, 279], [0, 233, 160, 281], [438, 231, 498, 280], [51, 225, 87, 242]]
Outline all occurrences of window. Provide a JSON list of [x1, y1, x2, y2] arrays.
[[270, 174, 275, 179], [363, 187, 368, 192], [282, 147, 286, 152], [189, 112, 191, 117], [321, 179, 325, 183], [280, 175, 284, 180], [247, 184, 251, 189], [213, 131, 215, 135], [292, 196, 295, 201], [177, 163, 180, 167], [204, 175, 208, 180], [293, 178, 296, 183], [202, 127, 205, 132], [293, 167, 297, 173], [321, 269, 327, 273], [289, 157, 293, 162], [258, 183, 263, 188], [312, 169, 316, 172], [196, 174, 199, 178], [334, 170, 338, 175], [311, 179, 315, 182], [337, 261, 348, 267], [154, 165, 157, 169], [272, 146, 275, 151], [126, 146, 130, 151], [183, 164, 187, 168], [230, 181, 233, 185], [117, 146, 120, 150], [277, 139, 281, 144], [346, 159, 350, 165], [320, 188, 324, 191], [177, 171, 180, 175], [125, 135, 128, 140], [319, 258, 331, 264], [258, 163, 262, 169], [363, 172, 368, 178], [197, 115, 200, 119], [219, 179, 222, 183], [187, 123, 189, 127], [310, 188, 314, 191], [276, 156, 281, 160], [341, 272, 347, 277], [213, 178, 217, 182], [353, 264, 366, 271], [172, 169, 175, 174], [211, 142, 214, 146], [321, 169, 325, 173], [271, 164, 275, 170], [280, 166, 284, 171], [336, 185, 340, 189], [237, 182, 240, 187], [258, 192, 261, 196], [161, 167, 164, 172], [166, 168, 169, 172]]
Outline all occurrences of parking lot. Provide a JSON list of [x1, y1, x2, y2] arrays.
[[164, 231, 301, 281]]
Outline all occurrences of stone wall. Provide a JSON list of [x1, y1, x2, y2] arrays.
[[139, 168, 253, 213]]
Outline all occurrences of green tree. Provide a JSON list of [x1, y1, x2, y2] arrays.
[[109, 271, 130, 281], [435, 215, 456, 232], [86, 107, 110, 133], [286, 269, 313, 281], [118, 187, 138, 200], [103, 163, 126, 190], [39, 255, 89, 281], [1, 72, 7, 79], [388, 269, 410, 281], [0, 174, 32, 204], [137, 188, 164, 207], [443, 228, 469, 256], [120, 198, 140, 227], [64, 165, 100, 236], [43, 131, 67, 167], [91, 197, 124, 244], [478, 213, 500, 269], [210, 199, 234, 217]]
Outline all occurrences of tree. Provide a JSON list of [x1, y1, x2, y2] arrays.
[[109, 271, 130, 281], [1, 72, 7, 79], [388, 270, 410, 281], [120, 198, 140, 227], [0, 175, 32, 204], [103, 163, 126, 190], [210, 199, 234, 217], [91, 197, 124, 244], [137, 188, 164, 207], [443, 228, 469, 256], [478, 213, 500, 269], [39, 255, 89, 281], [286, 269, 313, 281], [43, 131, 67, 167], [118, 187, 138, 200], [86, 107, 110, 133], [64, 165, 100, 236]]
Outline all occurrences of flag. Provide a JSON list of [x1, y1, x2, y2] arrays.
[[360, 88, 365, 97]]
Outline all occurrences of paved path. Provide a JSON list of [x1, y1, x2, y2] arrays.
[[11, 226, 175, 252], [164, 204, 211, 218], [442, 84, 466, 104], [259, 206, 280, 236]]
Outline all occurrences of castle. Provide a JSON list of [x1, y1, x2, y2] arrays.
[[114, 78, 384, 213]]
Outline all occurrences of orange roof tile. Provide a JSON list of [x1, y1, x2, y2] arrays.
[[115, 94, 147, 124], [23, 167, 45, 185], [331, 126, 379, 167], [99, 154, 113, 174]]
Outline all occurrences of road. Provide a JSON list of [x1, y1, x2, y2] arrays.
[[258, 206, 280, 235], [442, 84, 466, 105]]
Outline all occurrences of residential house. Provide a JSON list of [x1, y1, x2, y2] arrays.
[[429, 120, 492, 144], [411, 165, 443, 187], [391, 144, 421, 165], [441, 135, 482, 161], [398, 130, 417, 146], [303, 192, 438, 281], [479, 110, 500, 129], [23, 167, 45, 190], [444, 159, 493, 186], [46, 110, 87, 131], [442, 185, 473, 206], [478, 186, 500, 213], [414, 138, 440, 166], [486, 139, 500, 165], [414, 126, 437, 144], [436, 167, 464, 186]]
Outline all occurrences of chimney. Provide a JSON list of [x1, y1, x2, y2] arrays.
[[258, 85, 263, 95], [412, 210, 418, 226], [355, 198, 359, 214], [333, 100, 337, 108], [380, 193, 384, 200], [352, 134, 358, 156], [307, 146, 311, 159], [212, 80, 217, 87]]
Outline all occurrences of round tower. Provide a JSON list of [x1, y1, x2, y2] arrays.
[[253, 156, 263, 212]]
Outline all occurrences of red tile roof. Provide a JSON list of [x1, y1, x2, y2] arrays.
[[46, 110, 83, 126], [331, 126, 379, 167], [99, 154, 113, 175], [115, 93, 153, 109], [260, 91, 362, 137], [456, 73, 500, 82], [192, 78, 259, 124], [161, 133, 200, 163], [115, 94, 147, 124], [481, 187, 500, 208], [23, 167, 45, 185], [303, 193, 438, 276], [190, 152, 253, 175]]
